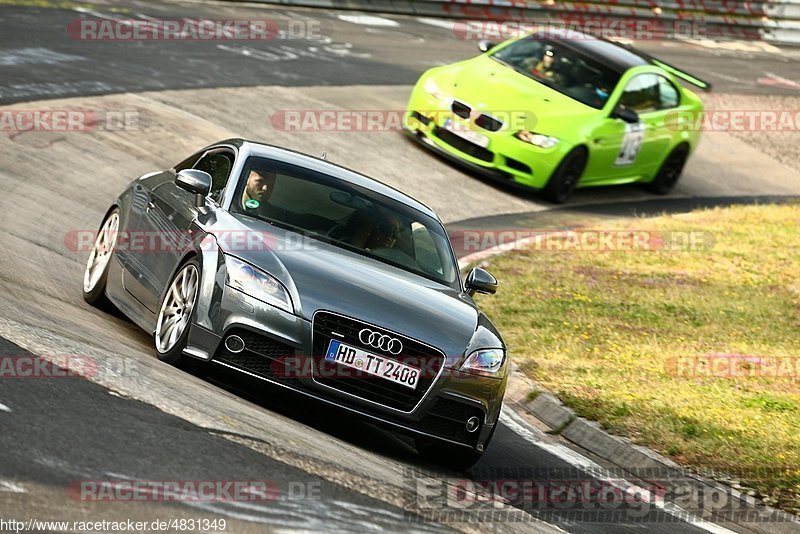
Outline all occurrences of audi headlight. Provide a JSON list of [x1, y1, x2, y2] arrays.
[[224, 255, 293, 314], [515, 130, 560, 148], [423, 78, 448, 102], [461, 348, 505, 377]]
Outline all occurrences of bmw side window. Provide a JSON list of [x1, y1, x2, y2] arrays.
[[193, 151, 233, 203], [658, 76, 680, 109], [619, 74, 659, 114]]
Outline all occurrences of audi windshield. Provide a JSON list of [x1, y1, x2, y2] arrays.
[[230, 157, 460, 288]]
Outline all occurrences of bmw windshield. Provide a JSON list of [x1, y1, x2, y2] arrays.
[[230, 157, 460, 288], [490, 37, 622, 109]]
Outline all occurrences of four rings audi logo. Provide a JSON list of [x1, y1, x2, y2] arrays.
[[358, 329, 403, 355]]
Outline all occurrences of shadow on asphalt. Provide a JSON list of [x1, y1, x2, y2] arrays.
[[186, 360, 432, 466], [401, 132, 799, 235], [401, 131, 649, 205]]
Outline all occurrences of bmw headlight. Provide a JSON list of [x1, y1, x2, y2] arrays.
[[224, 255, 293, 314], [515, 130, 560, 149], [461, 348, 505, 376], [423, 78, 448, 102]]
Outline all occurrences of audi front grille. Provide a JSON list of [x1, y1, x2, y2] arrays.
[[311, 311, 446, 412]]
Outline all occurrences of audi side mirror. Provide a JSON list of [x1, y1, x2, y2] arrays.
[[465, 267, 498, 296], [176, 169, 212, 208]]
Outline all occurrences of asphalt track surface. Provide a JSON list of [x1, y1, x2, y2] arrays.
[[1, 1, 799, 533], [2, 0, 800, 103]]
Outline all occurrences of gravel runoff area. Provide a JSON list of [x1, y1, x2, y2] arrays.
[[702, 93, 800, 174]]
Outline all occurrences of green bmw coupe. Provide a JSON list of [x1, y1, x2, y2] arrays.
[[406, 30, 709, 203]]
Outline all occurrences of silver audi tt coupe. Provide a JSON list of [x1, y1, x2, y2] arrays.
[[82, 139, 507, 468]]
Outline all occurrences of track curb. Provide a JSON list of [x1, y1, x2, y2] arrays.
[[505, 370, 800, 533]]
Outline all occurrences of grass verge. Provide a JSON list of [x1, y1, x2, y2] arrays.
[[475, 203, 800, 513]]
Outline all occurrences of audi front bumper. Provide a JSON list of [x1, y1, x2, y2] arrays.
[[183, 276, 507, 452]]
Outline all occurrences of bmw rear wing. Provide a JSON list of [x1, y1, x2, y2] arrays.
[[648, 57, 713, 91], [615, 41, 713, 91]]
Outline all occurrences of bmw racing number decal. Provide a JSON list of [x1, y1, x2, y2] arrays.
[[615, 122, 645, 166]]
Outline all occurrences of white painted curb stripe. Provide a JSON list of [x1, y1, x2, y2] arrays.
[[500, 407, 739, 534]]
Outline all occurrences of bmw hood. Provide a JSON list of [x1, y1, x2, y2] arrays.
[[432, 55, 600, 139], [221, 218, 484, 360]]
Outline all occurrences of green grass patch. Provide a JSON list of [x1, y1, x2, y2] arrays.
[[476, 203, 800, 513]]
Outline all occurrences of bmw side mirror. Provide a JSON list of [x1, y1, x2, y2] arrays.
[[478, 40, 497, 53], [465, 267, 498, 296], [613, 107, 639, 124], [176, 169, 212, 208]]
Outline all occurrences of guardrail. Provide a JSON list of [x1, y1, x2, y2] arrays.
[[247, 0, 800, 44]]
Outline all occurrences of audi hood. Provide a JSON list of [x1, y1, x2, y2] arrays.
[[209, 213, 503, 364]]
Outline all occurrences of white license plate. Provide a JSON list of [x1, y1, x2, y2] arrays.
[[444, 118, 490, 148], [325, 340, 420, 390]]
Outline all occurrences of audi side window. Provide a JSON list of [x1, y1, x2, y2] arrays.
[[173, 151, 203, 172], [194, 152, 233, 203], [658, 76, 680, 109], [619, 74, 659, 114]]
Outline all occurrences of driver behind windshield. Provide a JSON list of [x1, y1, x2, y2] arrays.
[[337, 208, 401, 251], [526, 46, 563, 84], [364, 211, 401, 251], [242, 169, 276, 209]]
